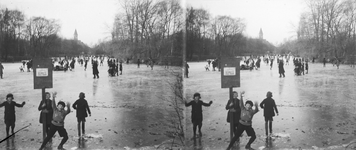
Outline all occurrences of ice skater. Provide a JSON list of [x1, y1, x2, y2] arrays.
[[119, 62, 123, 75], [205, 64, 210, 71], [0, 94, 25, 137], [39, 92, 71, 150], [72, 92, 91, 138], [19, 65, 24, 72], [185, 62, 189, 78], [185, 93, 212, 138], [227, 91, 259, 150], [323, 57, 326, 67], [260, 91, 278, 137], [278, 59, 285, 78], [92, 60, 99, 79], [84, 59, 88, 71], [0, 61, 4, 79], [115, 61, 119, 76], [305, 61, 309, 74]]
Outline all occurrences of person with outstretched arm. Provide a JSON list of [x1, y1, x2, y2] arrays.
[[39, 92, 71, 150], [227, 91, 259, 150]]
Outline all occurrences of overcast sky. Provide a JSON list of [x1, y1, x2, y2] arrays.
[[0, 0, 119, 47], [187, 0, 308, 45], [1, 0, 308, 47]]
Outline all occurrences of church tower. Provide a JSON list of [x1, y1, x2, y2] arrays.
[[74, 29, 78, 41], [259, 28, 263, 40]]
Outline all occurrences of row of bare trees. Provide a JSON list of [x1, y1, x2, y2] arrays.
[[108, 0, 183, 64], [0, 7, 90, 61], [185, 7, 275, 60], [283, 0, 356, 63], [108, 0, 275, 63]]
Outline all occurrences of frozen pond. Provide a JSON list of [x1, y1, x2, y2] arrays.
[[0, 61, 182, 149], [184, 61, 356, 149]]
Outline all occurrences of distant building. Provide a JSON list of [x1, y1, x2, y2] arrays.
[[259, 28, 263, 40], [74, 29, 78, 41]]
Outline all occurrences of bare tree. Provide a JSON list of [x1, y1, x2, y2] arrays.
[[25, 16, 60, 57]]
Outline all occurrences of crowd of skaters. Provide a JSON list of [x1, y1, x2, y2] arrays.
[[0, 56, 177, 149], [0, 56, 127, 79], [194, 54, 314, 78]]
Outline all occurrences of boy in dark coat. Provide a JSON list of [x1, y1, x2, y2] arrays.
[[185, 93, 212, 138], [0, 93, 25, 136], [227, 91, 259, 150], [38, 92, 53, 138], [225, 91, 241, 134], [72, 92, 91, 137], [260, 91, 279, 137]]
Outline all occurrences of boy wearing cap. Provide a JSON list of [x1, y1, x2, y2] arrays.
[[260, 91, 278, 137], [39, 92, 71, 150], [72, 92, 91, 138], [227, 91, 259, 150], [185, 93, 212, 138], [0, 93, 25, 136]]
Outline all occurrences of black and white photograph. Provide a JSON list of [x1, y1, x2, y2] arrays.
[[1, 0, 356, 150], [0, 0, 184, 149], [184, 0, 356, 149]]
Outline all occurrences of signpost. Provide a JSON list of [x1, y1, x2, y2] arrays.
[[221, 57, 240, 140], [33, 58, 53, 141]]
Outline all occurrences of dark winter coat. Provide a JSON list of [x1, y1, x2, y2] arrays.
[[0, 63, 3, 75], [0, 101, 24, 121], [260, 97, 278, 118], [185, 100, 211, 123], [72, 98, 91, 119], [38, 99, 53, 124], [225, 98, 241, 124], [278, 61, 285, 74], [92, 62, 99, 74]]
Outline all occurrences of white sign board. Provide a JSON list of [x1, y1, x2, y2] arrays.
[[223, 67, 236, 76], [36, 68, 48, 77]]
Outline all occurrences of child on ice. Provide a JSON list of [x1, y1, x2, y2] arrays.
[[227, 91, 259, 150], [0, 93, 25, 136], [72, 92, 91, 138], [185, 93, 212, 138], [39, 92, 71, 150], [260, 91, 279, 137]]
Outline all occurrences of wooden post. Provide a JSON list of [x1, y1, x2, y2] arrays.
[[229, 87, 234, 140], [41, 88, 46, 141]]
